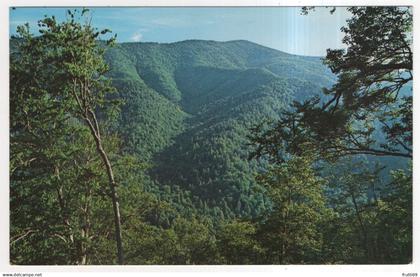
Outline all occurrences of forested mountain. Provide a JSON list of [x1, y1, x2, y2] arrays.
[[10, 7, 412, 265], [104, 39, 335, 219]]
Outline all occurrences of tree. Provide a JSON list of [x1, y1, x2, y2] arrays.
[[10, 18, 99, 264], [248, 6, 413, 264], [217, 220, 263, 264], [321, 159, 384, 263], [254, 154, 331, 264], [376, 168, 412, 263], [250, 7, 412, 163], [320, 159, 412, 264], [11, 9, 125, 264]]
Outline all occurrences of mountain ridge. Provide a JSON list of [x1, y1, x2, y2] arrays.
[[117, 39, 327, 59], [104, 39, 335, 218]]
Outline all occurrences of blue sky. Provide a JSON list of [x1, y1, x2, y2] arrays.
[[9, 7, 351, 56]]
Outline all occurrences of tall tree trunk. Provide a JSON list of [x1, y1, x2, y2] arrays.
[[85, 115, 124, 265], [72, 80, 124, 265]]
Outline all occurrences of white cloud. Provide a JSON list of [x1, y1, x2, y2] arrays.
[[131, 32, 143, 42]]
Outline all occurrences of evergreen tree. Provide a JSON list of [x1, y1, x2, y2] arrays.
[[250, 7, 412, 163], [255, 155, 330, 264]]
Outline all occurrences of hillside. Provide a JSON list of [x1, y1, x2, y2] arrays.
[[104, 39, 335, 219]]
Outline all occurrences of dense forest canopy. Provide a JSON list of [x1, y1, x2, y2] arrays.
[[10, 7, 412, 265]]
